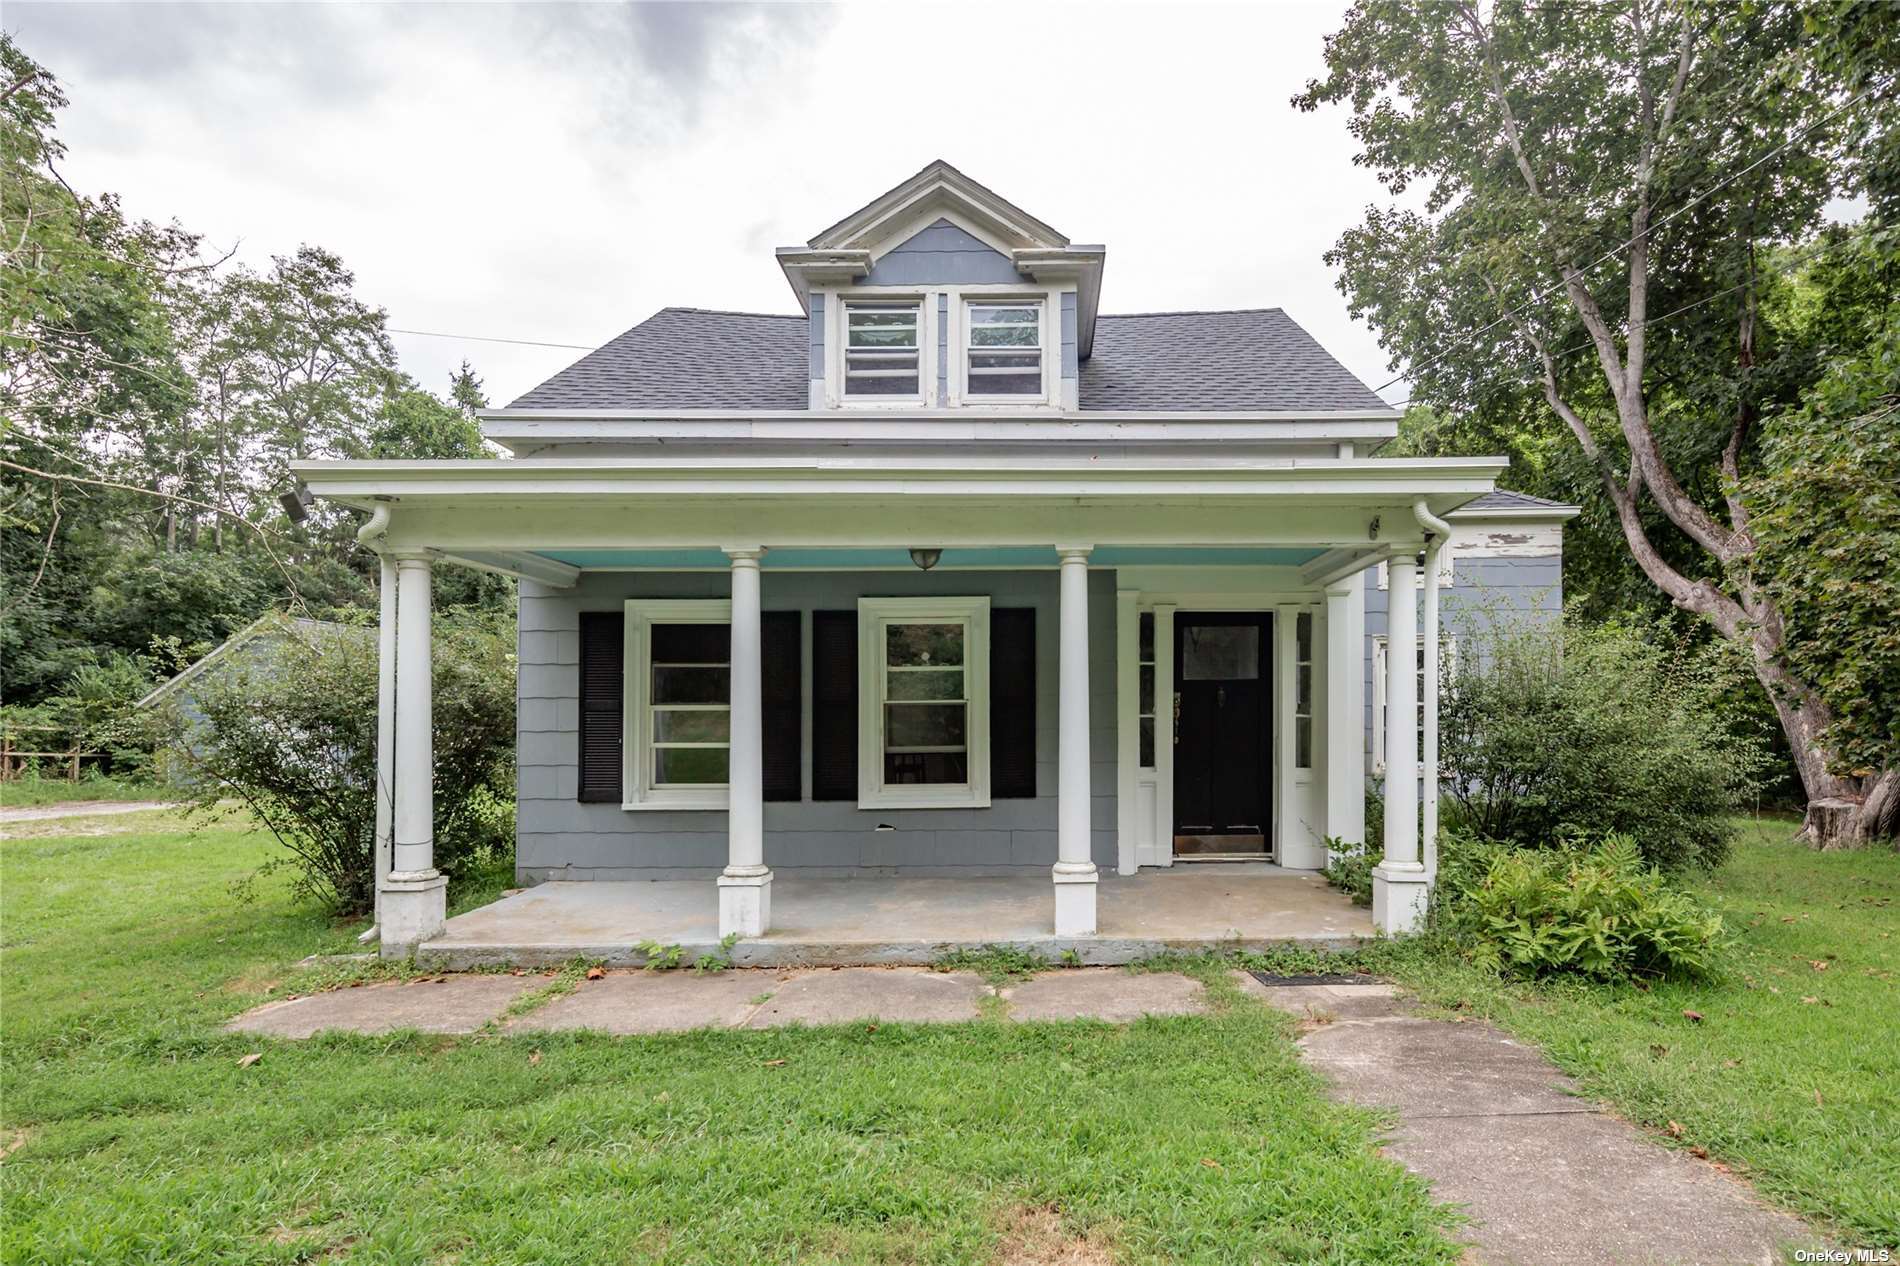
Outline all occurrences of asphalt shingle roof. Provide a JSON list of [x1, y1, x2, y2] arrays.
[[1457, 490, 1576, 512], [509, 308, 809, 411], [1080, 309, 1388, 412], [506, 306, 1392, 413]]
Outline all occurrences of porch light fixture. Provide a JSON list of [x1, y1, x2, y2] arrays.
[[279, 481, 314, 523], [908, 548, 942, 571]]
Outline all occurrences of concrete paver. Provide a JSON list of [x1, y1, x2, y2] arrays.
[[510, 969, 771, 1034], [745, 968, 986, 1027], [1003, 970, 1206, 1021], [1255, 978, 1823, 1265], [226, 975, 538, 1038]]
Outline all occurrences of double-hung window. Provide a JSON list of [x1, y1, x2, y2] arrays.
[[857, 597, 991, 808], [844, 301, 922, 398], [624, 600, 731, 809], [964, 300, 1044, 398], [1371, 633, 1456, 774]]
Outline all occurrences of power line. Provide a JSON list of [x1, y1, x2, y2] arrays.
[[1372, 80, 1873, 396], [386, 327, 592, 352]]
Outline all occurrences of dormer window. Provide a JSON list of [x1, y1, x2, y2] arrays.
[[965, 300, 1044, 397], [844, 301, 922, 398]]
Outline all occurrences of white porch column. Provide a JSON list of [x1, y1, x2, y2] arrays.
[[381, 552, 447, 955], [1372, 551, 1427, 934], [372, 554, 397, 931], [1323, 576, 1366, 853], [718, 547, 771, 937], [1053, 546, 1098, 936], [1420, 537, 1444, 878]]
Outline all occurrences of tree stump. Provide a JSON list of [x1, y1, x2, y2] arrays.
[[1800, 799, 1863, 850]]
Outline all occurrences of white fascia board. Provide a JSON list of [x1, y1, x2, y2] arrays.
[[438, 550, 581, 588], [291, 455, 1506, 507]]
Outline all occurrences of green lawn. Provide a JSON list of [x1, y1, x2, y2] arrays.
[[0, 772, 173, 809], [1, 811, 1460, 1265], [1390, 816, 1900, 1249]]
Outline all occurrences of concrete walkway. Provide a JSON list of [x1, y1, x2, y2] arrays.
[[1241, 976, 1823, 1266], [0, 799, 179, 823], [227, 966, 1208, 1037]]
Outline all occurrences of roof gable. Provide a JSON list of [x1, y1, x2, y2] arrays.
[[808, 159, 1068, 254]]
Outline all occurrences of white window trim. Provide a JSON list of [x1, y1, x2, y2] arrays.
[[857, 595, 991, 810], [958, 296, 1051, 405], [622, 599, 731, 811], [1370, 633, 1456, 776], [832, 294, 931, 409]]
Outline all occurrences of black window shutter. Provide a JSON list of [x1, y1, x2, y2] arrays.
[[990, 607, 1037, 798], [762, 611, 802, 802], [810, 610, 858, 800], [577, 611, 624, 803]]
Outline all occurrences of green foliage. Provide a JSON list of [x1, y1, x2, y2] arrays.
[[932, 944, 1051, 983], [635, 940, 687, 971], [151, 611, 516, 913], [1441, 616, 1766, 871], [1744, 248, 1900, 786], [1437, 833, 1725, 981], [1323, 835, 1381, 907]]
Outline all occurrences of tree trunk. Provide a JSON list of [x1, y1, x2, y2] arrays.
[[1759, 659, 1898, 847]]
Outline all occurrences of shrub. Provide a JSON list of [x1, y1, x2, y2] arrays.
[[150, 609, 515, 913], [1324, 837, 1381, 907], [1437, 833, 1725, 981], [1440, 616, 1765, 871]]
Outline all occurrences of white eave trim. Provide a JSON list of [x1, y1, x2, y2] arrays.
[[1446, 503, 1581, 522], [291, 454, 1508, 505]]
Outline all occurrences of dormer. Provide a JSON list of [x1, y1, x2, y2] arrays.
[[777, 161, 1105, 411]]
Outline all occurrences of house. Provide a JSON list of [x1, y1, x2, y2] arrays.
[[294, 161, 1575, 957]]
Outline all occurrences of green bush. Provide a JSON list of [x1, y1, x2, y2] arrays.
[[1439, 833, 1725, 981], [1324, 837, 1381, 907], [150, 609, 515, 913], [1440, 616, 1765, 872]]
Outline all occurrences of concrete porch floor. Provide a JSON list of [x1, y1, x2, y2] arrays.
[[421, 865, 1375, 968]]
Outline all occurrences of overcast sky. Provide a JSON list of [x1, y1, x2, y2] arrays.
[[11, 1, 1408, 409]]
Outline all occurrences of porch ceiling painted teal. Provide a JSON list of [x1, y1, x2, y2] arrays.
[[529, 547, 1325, 570]]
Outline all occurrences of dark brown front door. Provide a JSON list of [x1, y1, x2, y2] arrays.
[[1173, 613, 1272, 856]]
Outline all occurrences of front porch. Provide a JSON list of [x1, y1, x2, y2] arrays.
[[420, 865, 1374, 969]]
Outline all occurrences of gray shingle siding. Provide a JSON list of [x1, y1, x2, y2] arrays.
[[506, 306, 1392, 414]]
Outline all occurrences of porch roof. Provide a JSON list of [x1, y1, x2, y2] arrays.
[[293, 453, 1506, 575]]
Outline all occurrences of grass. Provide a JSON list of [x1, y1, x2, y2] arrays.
[[1, 810, 1462, 1264], [0, 770, 172, 809], [1386, 815, 1900, 1249]]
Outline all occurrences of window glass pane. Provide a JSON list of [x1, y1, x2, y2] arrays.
[[1297, 612, 1312, 662], [970, 305, 1038, 325], [1296, 665, 1312, 713], [970, 352, 1040, 369], [887, 668, 963, 701], [1296, 717, 1312, 770], [652, 709, 729, 742], [967, 371, 1041, 395], [1139, 664, 1155, 715], [650, 623, 728, 663], [970, 324, 1039, 347], [1180, 625, 1259, 680], [652, 665, 729, 704], [849, 307, 917, 326], [1139, 716, 1155, 769], [1139, 612, 1154, 662], [885, 702, 965, 749], [848, 325, 917, 348], [886, 623, 963, 667], [655, 747, 728, 785], [845, 373, 919, 396], [885, 752, 967, 785]]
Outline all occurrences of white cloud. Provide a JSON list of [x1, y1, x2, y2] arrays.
[[12, 1, 1403, 406]]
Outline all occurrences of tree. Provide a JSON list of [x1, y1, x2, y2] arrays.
[[1298, 1, 1900, 843]]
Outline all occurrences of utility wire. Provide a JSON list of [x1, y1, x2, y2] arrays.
[[386, 327, 593, 351]]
